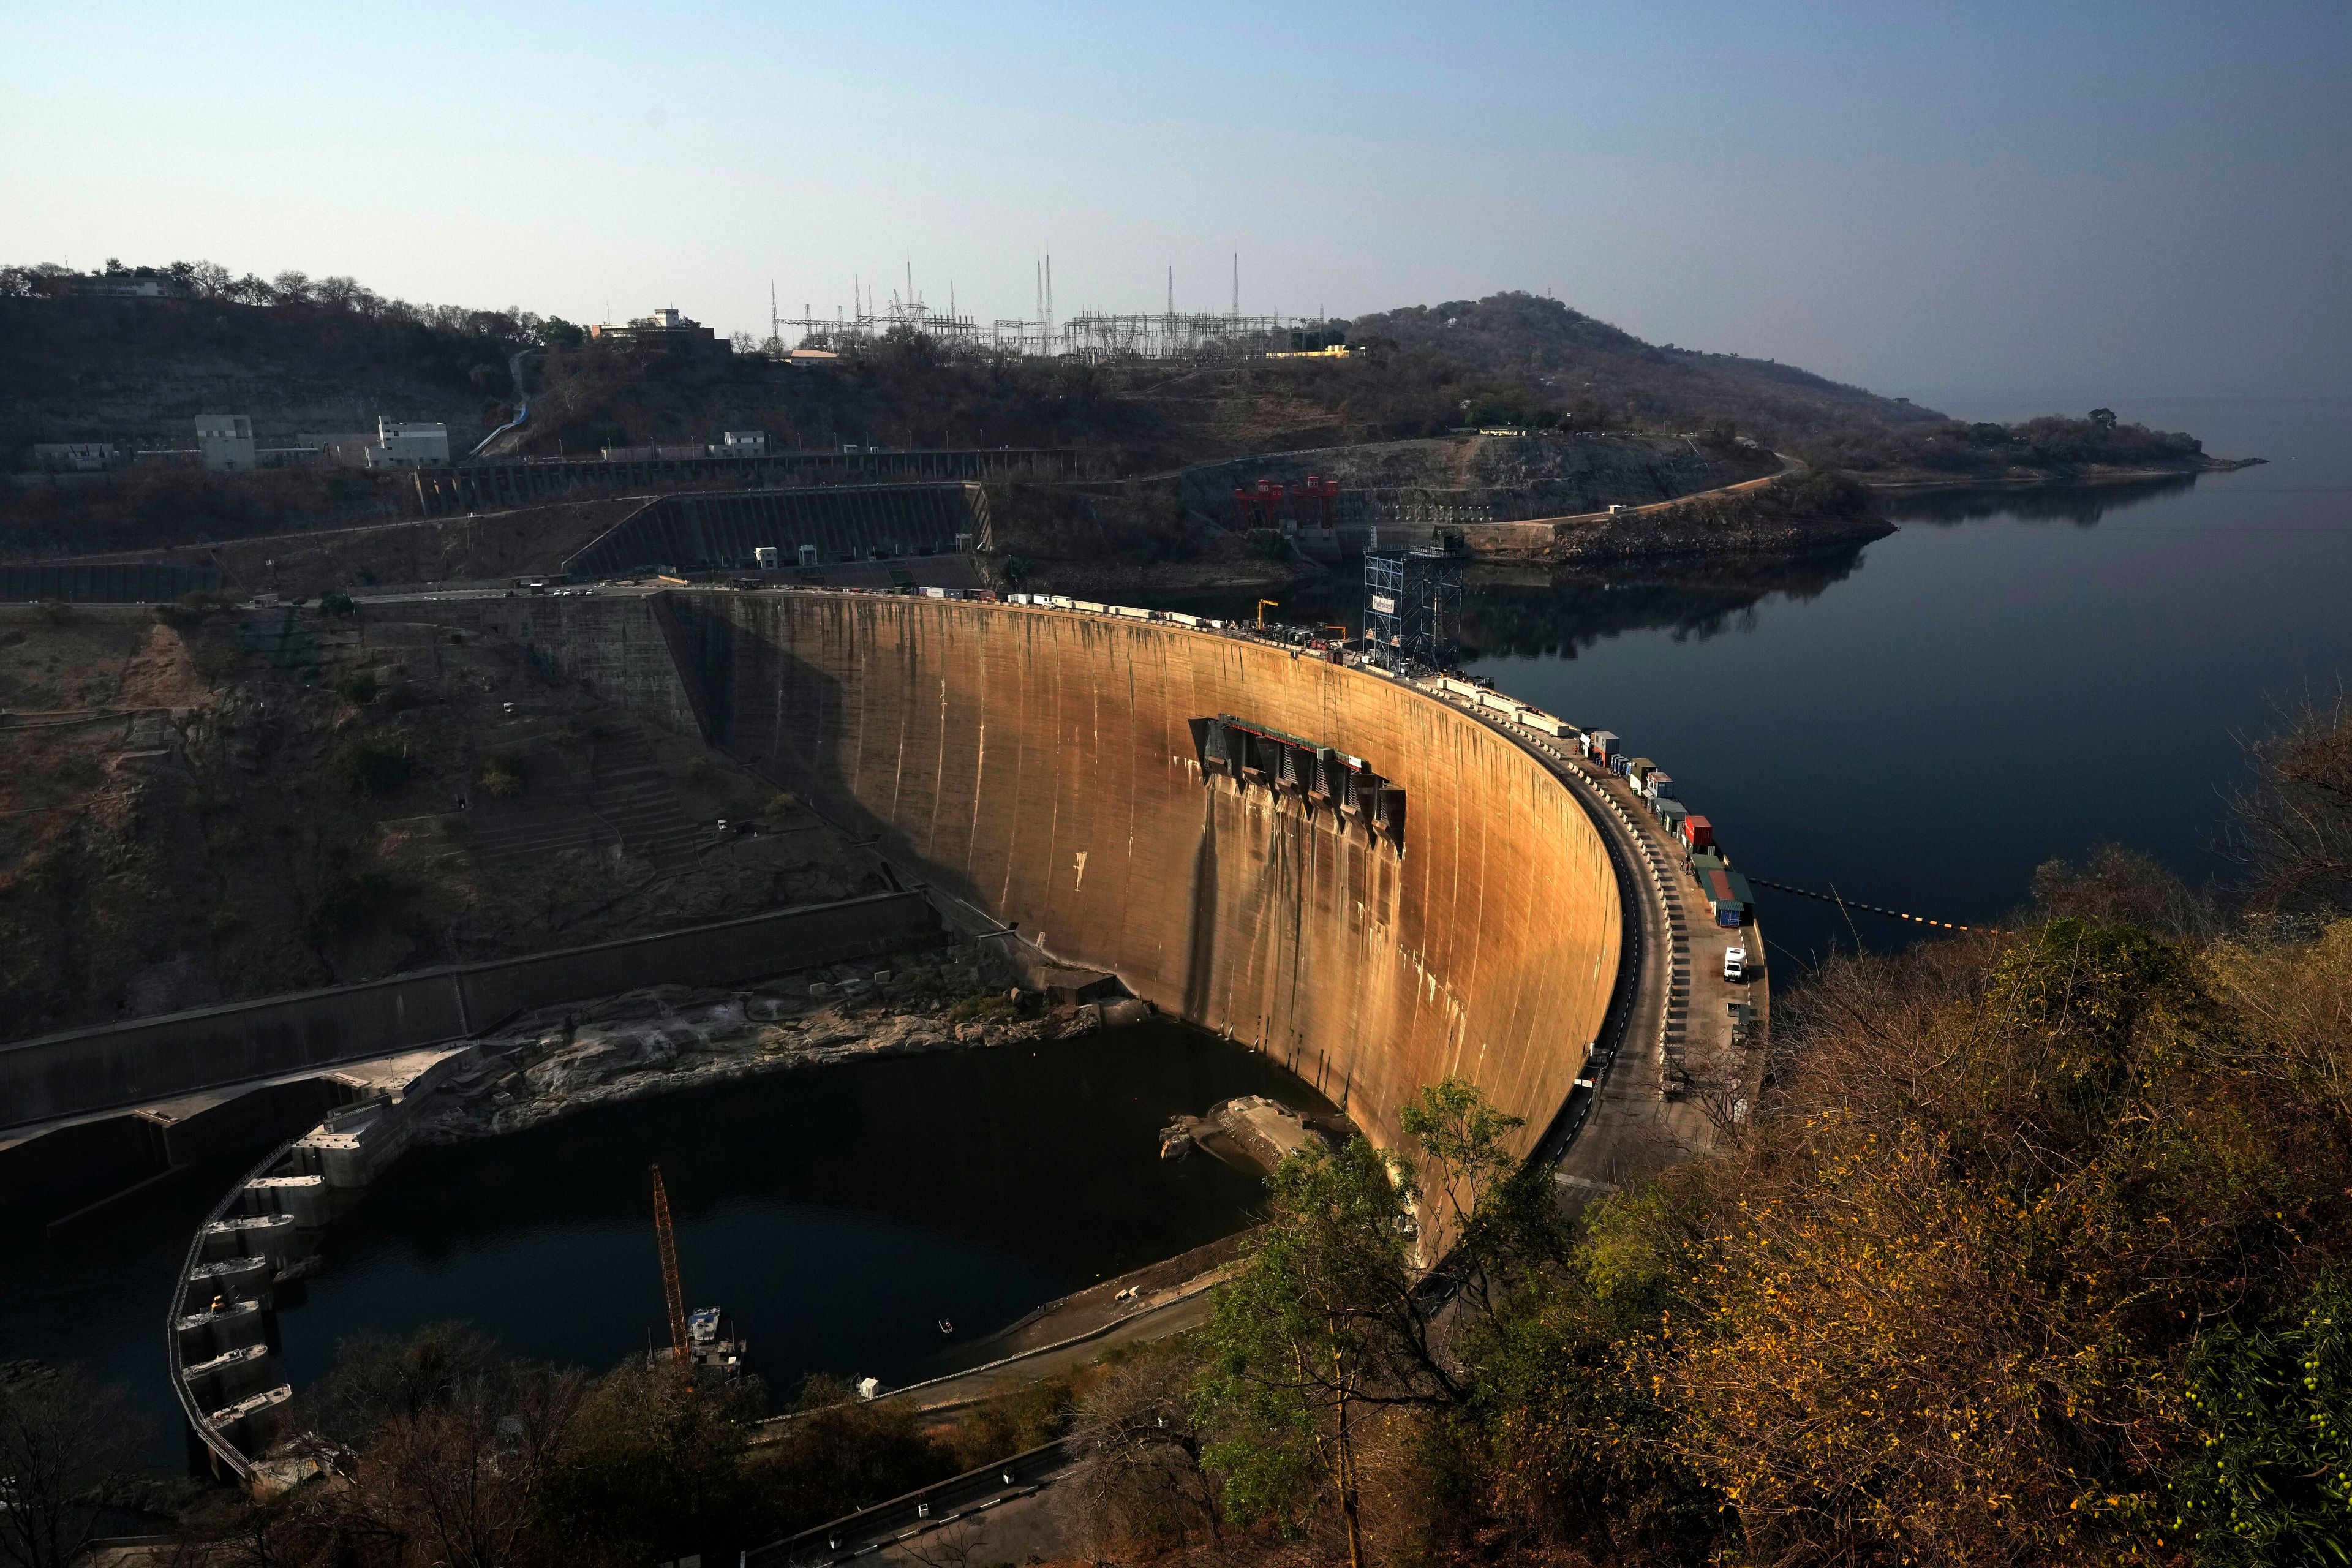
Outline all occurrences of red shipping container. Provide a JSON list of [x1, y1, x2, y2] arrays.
[[1682, 814, 1714, 851]]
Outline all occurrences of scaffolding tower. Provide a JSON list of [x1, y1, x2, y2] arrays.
[[1363, 545, 1466, 671]]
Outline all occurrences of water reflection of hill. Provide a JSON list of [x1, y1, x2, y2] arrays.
[[1882, 473, 2195, 527], [1463, 547, 1868, 660]]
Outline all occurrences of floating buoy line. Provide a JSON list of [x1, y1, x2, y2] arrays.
[[1747, 876, 2006, 934]]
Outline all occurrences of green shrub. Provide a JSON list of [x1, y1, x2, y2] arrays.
[[477, 756, 524, 799], [191, 645, 249, 682], [334, 737, 412, 794], [307, 869, 395, 940], [338, 669, 379, 705], [946, 992, 1014, 1025]]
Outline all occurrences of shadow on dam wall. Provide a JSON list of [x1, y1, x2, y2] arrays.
[[608, 590, 1623, 1162]]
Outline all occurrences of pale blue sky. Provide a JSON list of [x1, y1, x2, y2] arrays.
[[8, 1, 2346, 397]]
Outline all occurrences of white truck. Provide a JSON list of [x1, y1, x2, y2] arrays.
[[1724, 946, 1747, 983]]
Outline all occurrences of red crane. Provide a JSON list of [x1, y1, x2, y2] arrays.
[[649, 1164, 690, 1385]]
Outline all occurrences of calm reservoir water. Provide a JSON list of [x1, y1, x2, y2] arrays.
[[7, 394, 2346, 1459], [2, 1023, 1328, 1460], [1464, 394, 2351, 962]]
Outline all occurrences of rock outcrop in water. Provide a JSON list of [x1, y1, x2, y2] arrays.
[[413, 948, 1137, 1142]]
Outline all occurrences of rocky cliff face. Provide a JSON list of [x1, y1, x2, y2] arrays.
[[0, 599, 876, 1038]]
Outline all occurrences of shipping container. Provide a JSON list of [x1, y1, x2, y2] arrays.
[[1681, 814, 1714, 852], [1654, 798, 1688, 832], [1586, 729, 1619, 762], [1643, 769, 1672, 801], [1703, 865, 1746, 926]]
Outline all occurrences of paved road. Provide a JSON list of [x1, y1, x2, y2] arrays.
[[742, 1442, 1073, 1567], [1457, 451, 1807, 533], [1414, 680, 1765, 1194]]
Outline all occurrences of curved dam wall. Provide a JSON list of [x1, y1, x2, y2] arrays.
[[657, 593, 1622, 1160]]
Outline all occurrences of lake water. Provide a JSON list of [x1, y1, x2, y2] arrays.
[[0, 1022, 1327, 1461], [1461, 395, 2351, 962]]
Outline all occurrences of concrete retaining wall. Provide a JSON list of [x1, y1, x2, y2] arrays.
[[657, 593, 1622, 1162], [0, 892, 937, 1135]]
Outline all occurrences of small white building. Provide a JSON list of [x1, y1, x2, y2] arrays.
[[362, 419, 450, 469], [195, 415, 257, 473], [720, 431, 768, 457]]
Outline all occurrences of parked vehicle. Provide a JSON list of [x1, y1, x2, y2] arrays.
[[1724, 946, 1746, 982]]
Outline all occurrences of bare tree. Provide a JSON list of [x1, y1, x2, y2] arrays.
[[333, 1368, 584, 1568], [897, 1517, 981, 1568], [1064, 1349, 1219, 1555], [0, 1362, 151, 1568], [2230, 687, 2352, 916], [2030, 842, 2212, 938]]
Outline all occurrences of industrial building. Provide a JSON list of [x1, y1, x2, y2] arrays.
[[195, 415, 257, 473], [590, 306, 731, 355], [28, 442, 118, 472], [361, 418, 451, 469]]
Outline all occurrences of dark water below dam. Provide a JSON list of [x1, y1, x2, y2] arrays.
[[1161, 394, 2352, 962], [1, 1022, 1330, 1461]]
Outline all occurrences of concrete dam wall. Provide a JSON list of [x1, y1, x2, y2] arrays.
[[655, 593, 1623, 1160]]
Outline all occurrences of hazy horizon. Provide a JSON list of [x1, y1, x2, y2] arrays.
[[8, 1, 2348, 402]]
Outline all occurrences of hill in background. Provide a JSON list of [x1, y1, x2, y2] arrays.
[[1343, 292, 1947, 443]]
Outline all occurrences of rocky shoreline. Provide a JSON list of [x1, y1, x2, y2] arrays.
[[1858, 454, 2265, 491], [410, 946, 1144, 1144]]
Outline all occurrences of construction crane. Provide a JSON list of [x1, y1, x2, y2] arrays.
[[649, 1164, 690, 1387], [1256, 598, 1280, 630]]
